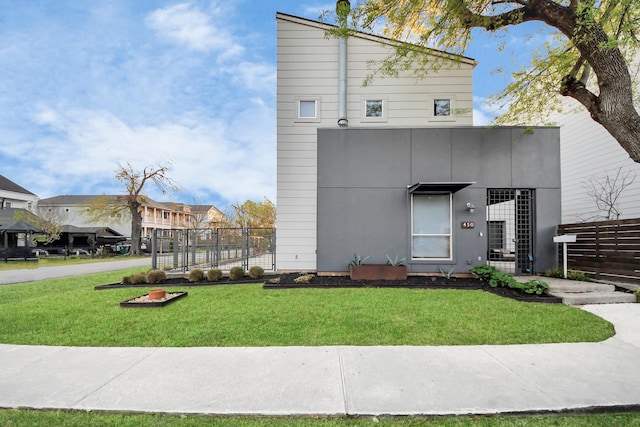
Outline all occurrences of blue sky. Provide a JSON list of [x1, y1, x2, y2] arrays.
[[0, 0, 550, 209]]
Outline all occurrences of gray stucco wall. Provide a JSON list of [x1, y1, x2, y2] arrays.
[[317, 127, 561, 274]]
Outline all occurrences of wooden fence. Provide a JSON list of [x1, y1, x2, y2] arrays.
[[557, 218, 640, 284]]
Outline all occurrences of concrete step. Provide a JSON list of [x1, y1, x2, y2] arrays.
[[548, 282, 615, 293], [550, 291, 636, 305]]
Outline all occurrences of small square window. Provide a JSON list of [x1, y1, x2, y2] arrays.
[[365, 100, 383, 118], [298, 100, 317, 118], [434, 99, 451, 117]]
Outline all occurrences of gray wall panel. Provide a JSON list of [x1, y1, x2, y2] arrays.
[[317, 127, 561, 274], [511, 128, 561, 188], [317, 187, 409, 270], [410, 128, 453, 182]]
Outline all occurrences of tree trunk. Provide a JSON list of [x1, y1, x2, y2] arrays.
[[532, 0, 640, 162], [129, 202, 143, 256]]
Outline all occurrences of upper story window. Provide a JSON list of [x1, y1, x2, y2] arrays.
[[298, 100, 317, 118], [361, 97, 387, 123], [434, 99, 451, 117], [428, 95, 457, 122], [295, 98, 321, 123], [365, 100, 383, 117]]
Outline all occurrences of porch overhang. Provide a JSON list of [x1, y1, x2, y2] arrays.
[[407, 182, 475, 194]]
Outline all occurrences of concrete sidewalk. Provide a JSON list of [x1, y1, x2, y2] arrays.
[[0, 257, 151, 285], [0, 304, 638, 416]]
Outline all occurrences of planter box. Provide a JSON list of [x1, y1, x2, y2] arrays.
[[349, 264, 407, 281]]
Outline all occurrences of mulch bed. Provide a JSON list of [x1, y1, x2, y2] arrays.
[[94, 277, 263, 290], [95, 273, 562, 304], [266, 273, 562, 304]]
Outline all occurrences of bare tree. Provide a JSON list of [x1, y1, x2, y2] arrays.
[[14, 207, 66, 245], [584, 167, 637, 220], [115, 162, 179, 255]]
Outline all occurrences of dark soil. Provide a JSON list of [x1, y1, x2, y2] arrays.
[[94, 277, 263, 290], [95, 273, 562, 304], [267, 273, 562, 304]]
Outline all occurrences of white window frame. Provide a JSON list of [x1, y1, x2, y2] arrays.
[[361, 97, 387, 122], [411, 193, 453, 260], [294, 98, 321, 123], [427, 94, 457, 122]]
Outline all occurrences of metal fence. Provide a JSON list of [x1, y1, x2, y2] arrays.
[[150, 228, 275, 273]]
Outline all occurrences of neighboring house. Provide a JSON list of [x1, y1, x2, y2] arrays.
[[0, 207, 42, 259], [275, 8, 561, 275], [38, 195, 194, 238], [548, 101, 640, 223], [0, 175, 38, 212], [44, 225, 126, 254], [188, 205, 225, 229]]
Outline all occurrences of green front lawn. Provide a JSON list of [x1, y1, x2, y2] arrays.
[[1, 409, 640, 426], [0, 269, 613, 347]]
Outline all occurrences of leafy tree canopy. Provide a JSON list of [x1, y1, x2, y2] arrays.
[[341, 0, 640, 162], [226, 198, 275, 229]]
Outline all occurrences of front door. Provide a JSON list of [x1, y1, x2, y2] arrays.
[[487, 189, 535, 274]]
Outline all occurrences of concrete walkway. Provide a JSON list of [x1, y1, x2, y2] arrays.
[[0, 304, 639, 416], [0, 257, 151, 285]]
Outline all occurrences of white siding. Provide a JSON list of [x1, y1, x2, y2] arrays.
[[0, 190, 38, 212], [39, 204, 131, 236], [549, 101, 640, 223], [276, 13, 475, 271]]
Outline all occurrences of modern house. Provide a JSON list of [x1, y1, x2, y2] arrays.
[[275, 8, 561, 275]]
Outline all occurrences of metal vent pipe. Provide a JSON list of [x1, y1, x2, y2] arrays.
[[336, 0, 350, 127]]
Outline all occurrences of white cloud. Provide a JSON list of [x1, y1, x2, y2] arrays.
[[25, 105, 275, 205], [146, 3, 244, 57], [473, 96, 508, 125]]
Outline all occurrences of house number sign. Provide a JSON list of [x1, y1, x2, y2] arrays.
[[461, 221, 475, 229]]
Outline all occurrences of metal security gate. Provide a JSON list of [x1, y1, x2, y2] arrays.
[[151, 228, 275, 273], [487, 189, 535, 274]]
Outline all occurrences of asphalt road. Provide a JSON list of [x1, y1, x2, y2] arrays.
[[0, 257, 152, 285]]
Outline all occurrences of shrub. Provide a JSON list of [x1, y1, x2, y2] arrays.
[[268, 276, 281, 284], [130, 272, 147, 284], [544, 267, 564, 278], [229, 266, 245, 281], [207, 269, 223, 281], [469, 265, 501, 281], [567, 270, 592, 281], [146, 270, 167, 284], [488, 271, 518, 289], [521, 279, 551, 295], [294, 274, 314, 284], [121, 275, 133, 285], [188, 269, 205, 283], [545, 268, 592, 282], [635, 288, 640, 303], [248, 266, 264, 279], [471, 265, 549, 295]]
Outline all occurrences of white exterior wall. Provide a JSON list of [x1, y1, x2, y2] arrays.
[[550, 102, 640, 223], [276, 13, 475, 271], [41, 204, 131, 236], [0, 190, 38, 212]]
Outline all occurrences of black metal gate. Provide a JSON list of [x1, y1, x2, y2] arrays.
[[151, 227, 275, 273], [487, 189, 535, 274]]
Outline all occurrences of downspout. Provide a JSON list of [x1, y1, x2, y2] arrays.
[[336, 0, 350, 128]]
